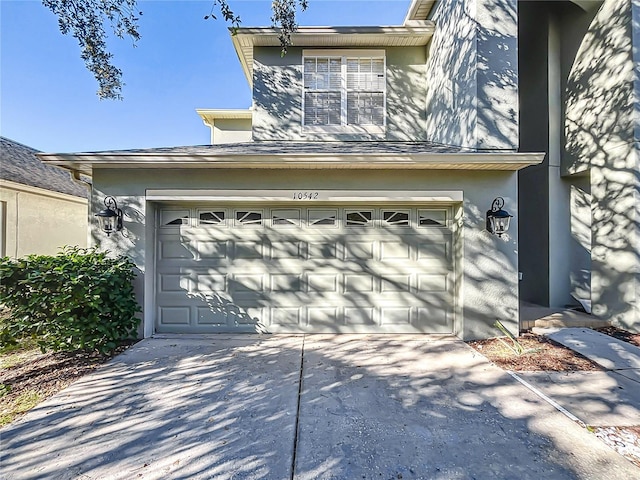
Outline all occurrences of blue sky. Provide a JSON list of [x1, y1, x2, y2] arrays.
[[1, 0, 409, 153]]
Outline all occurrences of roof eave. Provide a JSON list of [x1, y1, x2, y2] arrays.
[[403, 0, 437, 24], [231, 24, 435, 88], [38, 152, 545, 177]]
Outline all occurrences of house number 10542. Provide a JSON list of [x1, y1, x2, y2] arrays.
[[292, 192, 319, 200]]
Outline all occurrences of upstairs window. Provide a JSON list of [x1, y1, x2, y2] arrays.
[[303, 50, 386, 132]]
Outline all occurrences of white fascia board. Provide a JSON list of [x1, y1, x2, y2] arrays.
[[38, 152, 545, 174]]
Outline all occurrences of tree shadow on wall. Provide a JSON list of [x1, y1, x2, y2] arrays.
[[564, 0, 639, 331]]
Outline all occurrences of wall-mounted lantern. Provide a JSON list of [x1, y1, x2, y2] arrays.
[[486, 197, 512, 237], [95, 196, 123, 236]]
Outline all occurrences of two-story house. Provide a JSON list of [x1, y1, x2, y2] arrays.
[[39, 0, 639, 338]]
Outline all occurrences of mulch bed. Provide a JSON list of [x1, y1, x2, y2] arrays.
[[467, 333, 602, 371], [595, 326, 640, 347]]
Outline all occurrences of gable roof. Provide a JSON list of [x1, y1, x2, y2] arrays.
[[232, 23, 435, 86], [0, 137, 88, 198]]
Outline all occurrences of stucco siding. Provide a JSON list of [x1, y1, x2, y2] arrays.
[[212, 119, 252, 144], [564, 0, 634, 175], [425, 0, 518, 150], [92, 167, 520, 340], [252, 46, 428, 142], [562, 0, 639, 331], [0, 181, 88, 258]]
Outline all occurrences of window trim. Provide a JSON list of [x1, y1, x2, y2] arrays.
[[302, 49, 386, 133]]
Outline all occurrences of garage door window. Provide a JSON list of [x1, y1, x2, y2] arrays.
[[419, 209, 447, 227], [346, 210, 373, 227], [272, 209, 301, 227], [161, 210, 190, 227], [383, 210, 410, 227], [309, 209, 338, 227], [198, 210, 225, 226], [236, 210, 263, 226]]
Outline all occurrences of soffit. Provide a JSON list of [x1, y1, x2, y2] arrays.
[[196, 109, 253, 127], [404, 0, 437, 23], [37, 142, 544, 177], [231, 24, 435, 86]]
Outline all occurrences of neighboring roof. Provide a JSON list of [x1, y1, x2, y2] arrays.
[[0, 137, 88, 198], [404, 0, 437, 24], [38, 141, 544, 176], [232, 23, 435, 86]]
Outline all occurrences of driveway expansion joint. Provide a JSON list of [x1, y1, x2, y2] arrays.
[[290, 334, 306, 480]]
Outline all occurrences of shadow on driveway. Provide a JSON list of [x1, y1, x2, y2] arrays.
[[1, 335, 638, 479]]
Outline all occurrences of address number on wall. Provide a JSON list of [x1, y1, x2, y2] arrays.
[[292, 192, 320, 200]]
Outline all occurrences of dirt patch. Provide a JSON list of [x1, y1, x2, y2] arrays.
[[0, 341, 136, 427], [467, 333, 601, 371]]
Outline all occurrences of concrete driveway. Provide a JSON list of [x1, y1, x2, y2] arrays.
[[1, 335, 638, 479]]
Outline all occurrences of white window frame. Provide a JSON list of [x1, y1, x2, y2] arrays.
[[302, 49, 386, 134]]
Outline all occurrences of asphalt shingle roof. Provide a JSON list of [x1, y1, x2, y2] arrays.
[[0, 137, 88, 198], [67, 140, 483, 156]]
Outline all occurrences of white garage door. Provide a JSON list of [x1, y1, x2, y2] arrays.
[[155, 205, 455, 334]]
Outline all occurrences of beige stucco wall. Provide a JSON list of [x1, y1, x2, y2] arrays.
[[91, 167, 520, 341], [0, 180, 88, 258], [211, 118, 252, 144]]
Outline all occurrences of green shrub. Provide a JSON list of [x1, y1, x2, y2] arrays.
[[0, 246, 140, 354]]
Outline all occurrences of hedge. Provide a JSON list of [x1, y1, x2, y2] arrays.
[[0, 246, 140, 354]]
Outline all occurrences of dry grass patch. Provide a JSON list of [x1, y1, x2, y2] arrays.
[[0, 341, 136, 427]]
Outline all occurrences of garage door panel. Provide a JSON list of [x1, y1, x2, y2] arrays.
[[227, 305, 264, 326], [270, 241, 305, 259], [344, 274, 375, 293], [345, 242, 374, 260], [160, 274, 188, 293], [159, 306, 191, 325], [271, 274, 303, 292], [196, 306, 227, 326], [344, 307, 376, 326], [307, 242, 339, 259], [380, 242, 411, 260], [195, 273, 226, 292], [230, 275, 264, 293], [380, 275, 411, 293], [197, 241, 228, 259], [380, 308, 412, 325], [417, 244, 451, 265], [156, 205, 455, 334], [417, 274, 449, 292], [307, 307, 340, 327], [417, 307, 450, 333], [271, 307, 302, 326], [307, 274, 339, 292], [160, 240, 194, 259], [234, 242, 264, 259]]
